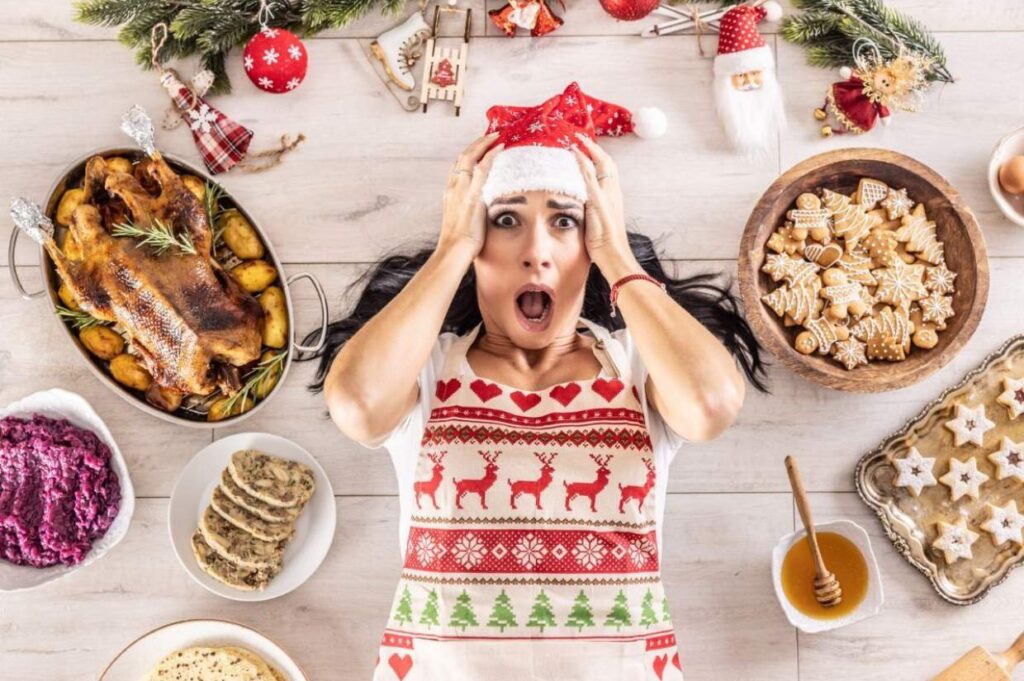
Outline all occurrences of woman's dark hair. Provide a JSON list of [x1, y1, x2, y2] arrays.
[[302, 231, 767, 392]]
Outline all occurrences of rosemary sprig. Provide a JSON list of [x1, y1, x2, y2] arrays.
[[56, 305, 108, 330], [112, 217, 197, 256], [221, 351, 287, 415], [204, 180, 226, 246]]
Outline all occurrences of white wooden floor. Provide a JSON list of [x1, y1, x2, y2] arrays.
[[3, 1, 1024, 679]]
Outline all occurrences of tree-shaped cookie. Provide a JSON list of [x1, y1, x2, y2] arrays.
[[822, 188, 878, 243], [856, 178, 890, 210], [932, 518, 979, 564], [487, 589, 518, 632], [895, 204, 944, 265], [761, 284, 822, 325], [565, 590, 595, 631]]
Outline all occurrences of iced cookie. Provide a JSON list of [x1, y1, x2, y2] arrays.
[[944, 403, 995, 448], [891, 447, 937, 497], [919, 291, 954, 328], [988, 437, 1024, 482], [980, 501, 1024, 547], [939, 456, 989, 501], [872, 259, 927, 308], [932, 518, 979, 564], [996, 376, 1024, 420], [832, 338, 868, 371], [856, 178, 889, 210], [880, 187, 913, 220], [924, 263, 956, 295]]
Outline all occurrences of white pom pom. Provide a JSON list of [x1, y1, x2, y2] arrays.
[[839, 66, 853, 80], [762, 1, 783, 22], [880, 115, 892, 127], [633, 107, 667, 139]]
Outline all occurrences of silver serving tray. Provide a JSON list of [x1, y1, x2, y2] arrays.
[[8, 147, 329, 428], [856, 334, 1024, 605]]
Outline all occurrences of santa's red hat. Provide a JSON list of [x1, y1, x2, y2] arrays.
[[481, 82, 665, 205], [713, 2, 782, 77]]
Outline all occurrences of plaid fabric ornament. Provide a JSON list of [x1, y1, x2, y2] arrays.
[[160, 69, 254, 175]]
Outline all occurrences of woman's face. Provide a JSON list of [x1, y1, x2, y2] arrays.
[[474, 190, 590, 349]]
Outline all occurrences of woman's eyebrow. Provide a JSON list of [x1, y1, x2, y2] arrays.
[[547, 199, 582, 210], [491, 196, 527, 206]]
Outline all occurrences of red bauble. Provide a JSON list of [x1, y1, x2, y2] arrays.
[[599, 0, 658, 21], [243, 27, 308, 94]]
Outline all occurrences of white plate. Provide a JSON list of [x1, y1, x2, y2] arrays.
[[0, 388, 134, 591], [988, 126, 1024, 227], [168, 432, 335, 601], [99, 618, 309, 680]]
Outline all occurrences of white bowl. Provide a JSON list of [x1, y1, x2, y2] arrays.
[[168, 432, 336, 601], [988, 126, 1024, 227], [771, 519, 884, 634], [99, 618, 308, 680], [0, 388, 134, 591]]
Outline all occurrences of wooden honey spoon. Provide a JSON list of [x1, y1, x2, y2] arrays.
[[785, 455, 843, 608]]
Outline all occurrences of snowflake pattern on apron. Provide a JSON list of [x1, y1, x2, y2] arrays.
[[372, 320, 684, 681]]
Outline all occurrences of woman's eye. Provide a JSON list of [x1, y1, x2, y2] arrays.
[[554, 215, 581, 230], [491, 212, 518, 228]]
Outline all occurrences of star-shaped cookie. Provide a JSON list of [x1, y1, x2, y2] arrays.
[[944, 403, 995, 447], [996, 376, 1024, 420], [873, 258, 927, 308], [980, 500, 1024, 547], [939, 456, 989, 501], [988, 437, 1024, 482], [881, 187, 914, 220], [933, 518, 979, 564], [892, 447, 937, 497]]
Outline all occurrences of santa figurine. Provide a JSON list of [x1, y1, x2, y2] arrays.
[[712, 1, 785, 158], [815, 51, 930, 137]]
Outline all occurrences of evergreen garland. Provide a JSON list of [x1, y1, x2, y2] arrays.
[[74, 0, 408, 94], [781, 0, 952, 83]]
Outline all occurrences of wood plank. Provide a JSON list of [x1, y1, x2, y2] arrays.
[[0, 493, 796, 681], [796, 492, 1024, 681], [5, 254, 1023, 497]]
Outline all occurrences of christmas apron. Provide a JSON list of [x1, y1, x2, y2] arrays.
[[373, 320, 683, 681]]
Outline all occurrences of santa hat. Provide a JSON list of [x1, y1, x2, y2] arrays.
[[713, 2, 782, 77], [481, 82, 666, 205]]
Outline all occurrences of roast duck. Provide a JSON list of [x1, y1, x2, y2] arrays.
[[42, 154, 264, 401]]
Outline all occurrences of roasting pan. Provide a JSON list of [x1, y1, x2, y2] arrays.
[[8, 147, 329, 428]]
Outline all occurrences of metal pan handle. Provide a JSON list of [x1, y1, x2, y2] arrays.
[[7, 227, 45, 300], [286, 271, 329, 354]]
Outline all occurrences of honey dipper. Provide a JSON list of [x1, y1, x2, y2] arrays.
[[784, 455, 842, 608]]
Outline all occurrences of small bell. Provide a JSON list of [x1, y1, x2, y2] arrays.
[[821, 125, 834, 138], [813, 108, 827, 121]]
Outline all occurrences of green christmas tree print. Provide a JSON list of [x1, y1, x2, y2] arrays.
[[604, 589, 633, 631], [393, 586, 414, 625], [487, 589, 519, 632], [526, 589, 557, 633], [661, 595, 672, 624], [419, 588, 441, 628], [565, 590, 595, 632], [448, 589, 478, 631], [639, 589, 658, 628]]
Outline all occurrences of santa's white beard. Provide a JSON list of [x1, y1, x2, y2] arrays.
[[713, 70, 786, 158]]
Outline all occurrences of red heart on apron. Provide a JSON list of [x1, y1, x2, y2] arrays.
[[672, 652, 682, 670], [652, 653, 668, 680], [510, 391, 542, 412], [389, 653, 414, 680], [470, 379, 502, 402], [435, 378, 461, 402], [592, 378, 624, 402], [548, 382, 581, 407]]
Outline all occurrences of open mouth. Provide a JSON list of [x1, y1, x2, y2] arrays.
[[514, 284, 555, 331]]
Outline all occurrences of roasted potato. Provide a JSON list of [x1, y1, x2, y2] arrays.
[[254, 351, 284, 400], [79, 326, 124, 360], [58, 282, 80, 311], [231, 259, 277, 293], [105, 156, 133, 175], [146, 384, 183, 412], [110, 353, 153, 391], [207, 395, 255, 422], [219, 209, 265, 259], [259, 286, 288, 349], [181, 175, 206, 201], [55, 188, 85, 226], [60, 231, 84, 260]]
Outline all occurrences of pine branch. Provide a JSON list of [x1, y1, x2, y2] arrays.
[[112, 218, 198, 255]]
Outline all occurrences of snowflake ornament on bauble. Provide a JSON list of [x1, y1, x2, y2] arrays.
[[243, 27, 308, 94]]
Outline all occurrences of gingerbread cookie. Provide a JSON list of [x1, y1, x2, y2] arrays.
[[880, 187, 913, 220], [924, 263, 956, 294], [856, 178, 890, 210]]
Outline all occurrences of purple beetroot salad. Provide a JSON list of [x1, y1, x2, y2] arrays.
[[0, 414, 121, 568]]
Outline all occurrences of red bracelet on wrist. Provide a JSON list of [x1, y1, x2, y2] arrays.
[[609, 273, 666, 318]]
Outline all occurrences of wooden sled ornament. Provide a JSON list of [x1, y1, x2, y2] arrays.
[[419, 5, 471, 116]]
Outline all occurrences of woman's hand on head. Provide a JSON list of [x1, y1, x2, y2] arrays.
[[571, 133, 642, 281], [439, 132, 504, 258]]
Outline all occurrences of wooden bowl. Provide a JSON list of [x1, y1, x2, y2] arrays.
[[738, 149, 989, 392]]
